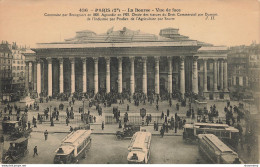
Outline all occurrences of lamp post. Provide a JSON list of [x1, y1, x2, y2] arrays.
[[50, 105, 52, 121], [82, 99, 85, 123]]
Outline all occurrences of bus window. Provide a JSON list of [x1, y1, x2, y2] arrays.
[[221, 131, 230, 138], [215, 131, 221, 137], [196, 129, 204, 135]]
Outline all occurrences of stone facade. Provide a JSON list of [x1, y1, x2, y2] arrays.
[[24, 27, 229, 100]]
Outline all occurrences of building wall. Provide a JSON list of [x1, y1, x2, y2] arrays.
[[12, 48, 26, 88], [0, 42, 13, 94]]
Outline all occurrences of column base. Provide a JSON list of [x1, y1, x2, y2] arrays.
[[203, 91, 210, 100], [223, 92, 230, 100], [213, 91, 219, 100]]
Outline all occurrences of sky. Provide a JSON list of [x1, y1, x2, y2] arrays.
[[0, 0, 259, 48]]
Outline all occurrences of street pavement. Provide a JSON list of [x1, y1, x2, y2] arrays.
[[3, 132, 206, 164], [0, 98, 259, 164]]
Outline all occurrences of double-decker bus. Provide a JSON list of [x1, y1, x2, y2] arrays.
[[183, 122, 239, 148], [53, 130, 91, 164], [198, 134, 243, 164], [127, 131, 151, 164]]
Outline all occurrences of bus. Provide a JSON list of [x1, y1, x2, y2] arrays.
[[53, 130, 91, 164], [127, 131, 151, 164], [198, 134, 243, 164], [183, 122, 239, 148]]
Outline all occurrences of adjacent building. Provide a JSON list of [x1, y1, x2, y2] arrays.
[[0, 41, 13, 99], [11, 43, 26, 91], [228, 43, 260, 91]]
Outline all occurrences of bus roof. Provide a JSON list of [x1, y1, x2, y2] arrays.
[[184, 123, 239, 132], [11, 137, 28, 144], [63, 130, 91, 147], [198, 134, 234, 153], [130, 132, 151, 149], [194, 123, 229, 128], [55, 145, 75, 155], [3, 121, 19, 124]]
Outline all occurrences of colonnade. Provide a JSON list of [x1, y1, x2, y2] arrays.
[[24, 56, 228, 98]]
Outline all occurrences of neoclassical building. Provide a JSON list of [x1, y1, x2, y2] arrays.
[[24, 27, 229, 100]]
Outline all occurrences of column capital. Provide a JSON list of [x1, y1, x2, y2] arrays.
[[46, 57, 52, 63], [202, 58, 208, 61], [105, 57, 110, 63], [81, 57, 87, 62], [117, 56, 123, 61], [129, 57, 135, 62], [212, 58, 218, 62], [93, 57, 99, 62], [192, 56, 199, 61], [223, 59, 228, 63], [69, 57, 75, 63], [154, 56, 160, 62], [36, 58, 42, 64], [58, 57, 63, 63], [142, 56, 147, 62], [179, 56, 185, 61]]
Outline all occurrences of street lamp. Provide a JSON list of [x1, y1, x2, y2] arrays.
[[50, 105, 52, 121], [82, 99, 86, 123]]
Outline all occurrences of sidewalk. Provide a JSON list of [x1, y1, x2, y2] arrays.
[[31, 123, 183, 136]]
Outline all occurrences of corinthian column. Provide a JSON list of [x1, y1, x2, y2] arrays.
[[154, 56, 160, 95], [142, 56, 147, 94], [179, 56, 185, 98], [223, 59, 228, 91], [213, 59, 218, 91], [93, 57, 99, 94], [29, 62, 32, 83], [203, 59, 208, 92], [36, 59, 41, 96], [81, 57, 87, 93], [105, 57, 110, 93], [70, 58, 75, 94], [192, 56, 198, 94], [118, 57, 123, 93], [219, 59, 224, 90], [130, 57, 135, 95], [47, 57, 52, 96], [58, 58, 64, 93], [167, 56, 173, 94]]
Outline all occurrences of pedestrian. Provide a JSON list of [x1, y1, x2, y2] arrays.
[[127, 104, 129, 111], [154, 121, 156, 130], [33, 146, 38, 157], [165, 123, 169, 133], [70, 126, 73, 132], [175, 120, 178, 133], [66, 117, 69, 126], [160, 127, 164, 137], [167, 109, 169, 117], [119, 120, 122, 128], [102, 121, 104, 130], [28, 121, 31, 129], [44, 130, 48, 140]]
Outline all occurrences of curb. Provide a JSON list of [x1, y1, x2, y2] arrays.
[[31, 130, 183, 136]]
